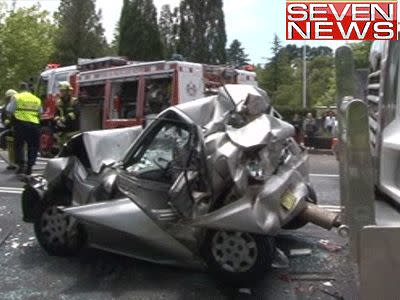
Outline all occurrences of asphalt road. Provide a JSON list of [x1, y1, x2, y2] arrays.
[[0, 154, 357, 300]]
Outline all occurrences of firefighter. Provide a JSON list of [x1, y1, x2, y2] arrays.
[[54, 81, 79, 147], [6, 82, 42, 175], [2, 89, 17, 170]]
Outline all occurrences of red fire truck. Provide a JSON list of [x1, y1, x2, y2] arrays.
[[37, 58, 257, 155]]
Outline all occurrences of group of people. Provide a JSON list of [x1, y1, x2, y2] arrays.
[[291, 111, 338, 144], [1, 81, 79, 175]]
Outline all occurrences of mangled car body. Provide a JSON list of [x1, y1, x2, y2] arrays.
[[22, 85, 340, 282]]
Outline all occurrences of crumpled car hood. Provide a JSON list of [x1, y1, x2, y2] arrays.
[[226, 114, 294, 149], [83, 126, 142, 173]]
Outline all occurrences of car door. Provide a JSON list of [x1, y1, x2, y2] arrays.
[[119, 119, 194, 221], [62, 118, 200, 265]]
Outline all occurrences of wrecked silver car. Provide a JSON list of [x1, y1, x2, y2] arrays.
[[22, 85, 340, 282]]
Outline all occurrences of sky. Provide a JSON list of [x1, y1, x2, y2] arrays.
[[5, 0, 351, 64]]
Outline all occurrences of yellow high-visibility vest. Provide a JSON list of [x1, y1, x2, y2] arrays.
[[14, 92, 41, 124]]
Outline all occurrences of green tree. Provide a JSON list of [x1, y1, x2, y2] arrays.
[[272, 57, 302, 107], [53, 0, 108, 65], [307, 55, 336, 107], [109, 26, 120, 56], [177, 0, 226, 63], [282, 44, 333, 62], [159, 4, 179, 59], [0, 6, 56, 99], [349, 41, 372, 69], [226, 39, 249, 67], [118, 0, 163, 60], [260, 35, 293, 95], [258, 35, 336, 108]]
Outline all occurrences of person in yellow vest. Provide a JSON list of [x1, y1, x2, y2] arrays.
[[2, 89, 18, 170], [54, 81, 80, 147], [6, 82, 42, 175]]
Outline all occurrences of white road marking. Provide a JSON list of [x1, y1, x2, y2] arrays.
[[0, 189, 23, 194], [0, 186, 24, 194], [0, 187, 24, 191], [0, 159, 47, 165], [310, 174, 340, 178]]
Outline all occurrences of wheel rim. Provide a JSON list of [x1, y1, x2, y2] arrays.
[[211, 231, 258, 273], [40, 206, 76, 247]]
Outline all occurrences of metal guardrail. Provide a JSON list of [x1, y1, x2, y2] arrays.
[[337, 96, 376, 262]]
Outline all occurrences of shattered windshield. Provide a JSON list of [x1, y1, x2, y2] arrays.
[[126, 122, 190, 175]]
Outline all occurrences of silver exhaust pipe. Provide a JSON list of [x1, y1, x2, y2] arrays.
[[299, 203, 341, 230]]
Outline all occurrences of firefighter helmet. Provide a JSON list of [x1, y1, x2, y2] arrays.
[[59, 81, 73, 91], [5, 89, 17, 98]]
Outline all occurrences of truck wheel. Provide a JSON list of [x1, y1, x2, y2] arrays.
[[34, 202, 84, 256], [39, 127, 55, 158], [202, 230, 275, 284], [283, 185, 317, 230]]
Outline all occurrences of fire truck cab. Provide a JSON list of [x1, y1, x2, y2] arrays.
[[37, 58, 257, 155], [77, 60, 257, 131]]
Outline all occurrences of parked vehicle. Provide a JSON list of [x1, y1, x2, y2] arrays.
[[366, 41, 400, 204], [22, 85, 339, 282]]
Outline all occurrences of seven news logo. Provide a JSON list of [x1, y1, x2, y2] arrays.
[[286, 0, 398, 40]]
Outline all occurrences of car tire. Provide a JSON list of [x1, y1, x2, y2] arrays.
[[202, 230, 275, 284], [34, 201, 84, 256], [283, 185, 317, 230]]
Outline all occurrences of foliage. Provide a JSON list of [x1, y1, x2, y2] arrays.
[[259, 35, 302, 107], [307, 55, 336, 107], [109, 26, 120, 56], [53, 0, 108, 66], [159, 4, 179, 59], [177, 0, 226, 64], [284, 44, 333, 61], [118, 0, 163, 60], [0, 5, 56, 101], [349, 41, 372, 69], [257, 35, 336, 109], [226, 39, 249, 68]]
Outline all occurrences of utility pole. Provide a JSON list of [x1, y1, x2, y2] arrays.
[[302, 42, 307, 109]]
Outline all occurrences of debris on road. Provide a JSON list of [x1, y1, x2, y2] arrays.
[[290, 248, 312, 257], [11, 242, 20, 249], [323, 281, 333, 287], [290, 273, 335, 281], [272, 248, 290, 269], [318, 239, 342, 252]]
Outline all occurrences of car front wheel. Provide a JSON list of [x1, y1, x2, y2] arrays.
[[202, 230, 275, 283], [34, 203, 84, 256]]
